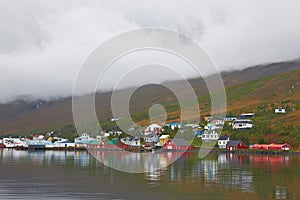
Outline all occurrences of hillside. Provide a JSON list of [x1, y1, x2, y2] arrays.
[[0, 60, 299, 138]]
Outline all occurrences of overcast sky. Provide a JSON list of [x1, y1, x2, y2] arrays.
[[1, 0, 300, 103]]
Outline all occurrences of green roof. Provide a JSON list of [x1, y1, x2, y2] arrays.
[[107, 139, 119, 145]]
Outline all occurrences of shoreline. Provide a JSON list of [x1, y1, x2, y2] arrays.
[[2, 146, 300, 156]]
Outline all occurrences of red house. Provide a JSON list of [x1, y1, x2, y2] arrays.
[[251, 144, 270, 150], [226, 140, 248, 151], [163, 139, 194, 151], [252, 143, 291, 151]]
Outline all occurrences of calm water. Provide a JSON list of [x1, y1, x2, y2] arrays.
[[0, 149, 299, 200]]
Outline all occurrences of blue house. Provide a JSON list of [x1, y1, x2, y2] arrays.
[[195, 130, 204, 137], [164, 122, 181, 130]]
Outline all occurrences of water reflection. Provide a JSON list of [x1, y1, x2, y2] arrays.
[[0, 149, 299, 200]]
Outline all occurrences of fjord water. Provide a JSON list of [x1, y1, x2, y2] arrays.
[[0, 149, 299, 200]]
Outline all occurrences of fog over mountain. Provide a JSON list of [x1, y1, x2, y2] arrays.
[[1, 0, 300, 103]]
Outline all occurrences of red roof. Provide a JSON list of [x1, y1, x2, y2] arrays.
[[252, 143, 291, 150]]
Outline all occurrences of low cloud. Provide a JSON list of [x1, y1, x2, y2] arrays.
[[1, 0, 300, 103]]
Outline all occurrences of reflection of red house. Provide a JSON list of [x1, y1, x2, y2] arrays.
[[251, 155, 290, 167], [226, 140, 248, 151], [162, 139, 194, 150], [225, 153, 247, 165], [251, 143, 291, 151]]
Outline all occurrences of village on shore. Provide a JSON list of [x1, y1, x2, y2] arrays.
[[0, 108, 293, 153]]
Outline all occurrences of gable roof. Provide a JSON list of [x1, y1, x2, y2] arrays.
[[219, 135, 229, 140], [172, 138, 189, 146], [145, 133, 158, 138], [107, 139, 119, 145], [226, 140, 243, 147], [160, 135, 170, 139]]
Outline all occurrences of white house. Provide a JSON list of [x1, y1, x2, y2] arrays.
[[111, 117, 121, 122], [275, 108, 286, 114], [184, 124, 200, 129], [75, 133, 92, 144], [144, 133, 159, 143], [145, 124, 162, 135], [120, 137, 141, 147], [239, 113, 255, 119], [201, 130, 220, 142], [33, 134, 45, 140], [2, 138, 24, 147], [223, 116, 238, 121], [232, 119, 254, 129], [218, 135, 230, 148]]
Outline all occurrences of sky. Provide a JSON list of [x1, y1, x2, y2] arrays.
[[1, 0, 300, 103]]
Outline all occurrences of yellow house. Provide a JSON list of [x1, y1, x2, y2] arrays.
[[47, 137, 53, 142], [159, 135, 170, 146]]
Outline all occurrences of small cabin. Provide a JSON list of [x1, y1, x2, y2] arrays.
[[226, 140, 248, 151], [162, 139, 194, 150], [201, 130, 219, 142], [239, 113, 255, 119], [223, 116, 238, 121], [218, 135, 230, 149], [232, 119, 254, 129], [195, 130, 204, 137], [144, 133, 159, 143], [164, 122, 181, 130], [120, 137, 141, 147], [159, 135, 170, 146], [145, 124, 163, 135], [275, 108, 286, 114]]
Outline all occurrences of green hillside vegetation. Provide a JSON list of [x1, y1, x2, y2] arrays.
[[0, 63, 300, 148], [123, 70, 300, 149]]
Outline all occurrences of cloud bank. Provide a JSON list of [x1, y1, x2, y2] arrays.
[[1, 0, 300, 103]]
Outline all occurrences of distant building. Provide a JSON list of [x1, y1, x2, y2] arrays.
[[251, 143, 291, 151], [239, 113, 255, 119], [226, 140, 248, 151], [120, 137, 141, 147], [195, 130, 204, 137], [204, 123, 217, 130], [164, 122, 181, 130], [75, 133, 93, 144], [218, 135, 230, 148], [183, 124, 200, 129], [162, 138, 194, 150], [144, 133, 159, 143], [223, 116, 238, 121], [275, 108, 286, 114], [232, 119, 254, 129], [145, 124, 163, 135], [33, 134, 45, 140], [201, 130, 219, 142], [159, 135, 170, 146], [111, 117, 121, 122], [204, 116, 212, 122], [211, 119, 224, 126]]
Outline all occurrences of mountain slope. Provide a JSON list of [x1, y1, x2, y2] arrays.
[[0, 60, 299, 135]]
